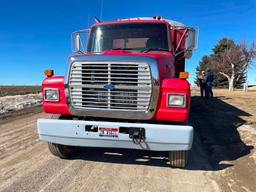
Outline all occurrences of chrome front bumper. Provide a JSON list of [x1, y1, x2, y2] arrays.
[[37, 119, 193, 151]]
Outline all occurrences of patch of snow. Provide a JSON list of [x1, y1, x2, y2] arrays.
[[0, 93, 42, 114]]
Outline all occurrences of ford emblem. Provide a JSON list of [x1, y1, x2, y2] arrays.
[[103, 83, 115, 90]]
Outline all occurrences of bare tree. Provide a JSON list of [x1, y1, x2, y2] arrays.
[[241, 42, 256, 91], [212, 42, 256, 91]]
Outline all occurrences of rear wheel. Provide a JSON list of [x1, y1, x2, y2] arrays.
[[47, 114, 78, 159], [168, 150, 188, 168]]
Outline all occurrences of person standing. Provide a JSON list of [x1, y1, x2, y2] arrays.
[[204, 68, 214, 99], [197, 71, 205, 97]]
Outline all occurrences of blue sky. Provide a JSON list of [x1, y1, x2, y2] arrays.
[[0, 0, 255, 85]]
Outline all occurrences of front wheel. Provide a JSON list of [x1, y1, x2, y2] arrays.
[[48, 142, 77, 159], [168, 150, 188, 168]]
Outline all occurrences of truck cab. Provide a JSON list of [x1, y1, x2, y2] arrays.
[[37, 17, 197, 168]]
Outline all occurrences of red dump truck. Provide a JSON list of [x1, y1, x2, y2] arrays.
[[37, 16, 197, 168]]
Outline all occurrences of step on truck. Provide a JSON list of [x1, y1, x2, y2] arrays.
[[37, 16, 197, 168]]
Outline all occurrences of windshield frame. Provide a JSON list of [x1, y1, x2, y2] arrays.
[[86, 22, 172, 53]]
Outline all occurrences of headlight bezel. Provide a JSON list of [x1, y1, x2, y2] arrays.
[[167, 93, 186, 108], [44, 88, 59, 102]]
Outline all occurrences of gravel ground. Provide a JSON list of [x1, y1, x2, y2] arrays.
[[0, 89, 255, 192]]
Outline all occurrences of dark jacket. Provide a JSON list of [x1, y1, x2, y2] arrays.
[[205, 72, 214, 84]]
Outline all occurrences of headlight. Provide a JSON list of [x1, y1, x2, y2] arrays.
[[167, 94, 186, 107], [44, 88, 59, 101]]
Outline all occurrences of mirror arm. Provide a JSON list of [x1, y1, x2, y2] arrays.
[[174, 28, 188, 53], [175, 49, 192, 60], [174, 49, 185, 57]]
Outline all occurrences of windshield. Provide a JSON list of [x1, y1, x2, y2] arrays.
[[87, 23, 169, 53]]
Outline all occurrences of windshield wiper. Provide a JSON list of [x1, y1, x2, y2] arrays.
[[141, 48, 169, 53], [111, 48, 135, 50]]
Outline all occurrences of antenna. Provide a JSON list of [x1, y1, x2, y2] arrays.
[[100, 0, 104, 20], [94, 17, 101, 23], [87, 13, 90, 27]]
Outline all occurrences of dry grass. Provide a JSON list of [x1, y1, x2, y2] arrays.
[[0, 86, 41, 97]]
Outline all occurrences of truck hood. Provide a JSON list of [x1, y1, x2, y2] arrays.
[[70, 50, 176, 80], [71, 50, 173, 61]]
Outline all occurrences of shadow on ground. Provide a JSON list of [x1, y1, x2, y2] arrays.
[[70, 96, 253, 171], [190, 96, 254, 170], [72, 148, 171, 168]]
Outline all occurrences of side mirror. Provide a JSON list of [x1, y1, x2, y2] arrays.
[[186, 28, 198, 51], [174, 27, 198, 59], [71, 29, 89, 53], [184, 28, 198, 59], [74, 33, 80, 53]]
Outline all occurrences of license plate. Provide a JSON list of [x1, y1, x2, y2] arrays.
[[99, 127, 119, 138]]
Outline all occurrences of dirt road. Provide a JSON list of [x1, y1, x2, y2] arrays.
[[0, 89, 256, 192]]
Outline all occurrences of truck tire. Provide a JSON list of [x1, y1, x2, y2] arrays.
[[47, 114, 77, 159], [48, 142, 76, 159], [168, 151, 188, 168]]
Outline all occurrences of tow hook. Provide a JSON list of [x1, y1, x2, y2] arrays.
[[129, 128, 146, 144]]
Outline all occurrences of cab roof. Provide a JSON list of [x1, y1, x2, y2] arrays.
[[91, 17, 185, 28]]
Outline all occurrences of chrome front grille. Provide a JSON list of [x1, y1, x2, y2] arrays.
[[69, 61, 152, 111]]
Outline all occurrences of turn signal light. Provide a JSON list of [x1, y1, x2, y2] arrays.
[[179, 72, 189, 79], [44, 69, 54, 77]]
